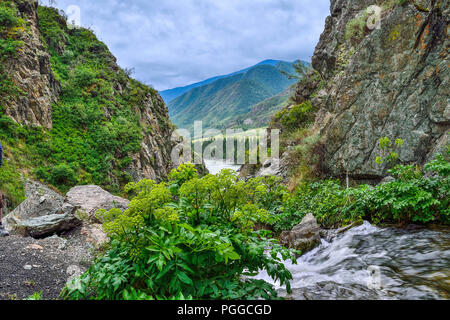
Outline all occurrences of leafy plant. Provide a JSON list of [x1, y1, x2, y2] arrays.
[[63, 164, 298, 300]]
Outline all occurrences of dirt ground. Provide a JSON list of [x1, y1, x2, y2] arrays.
[[0, 227, 93, 300]]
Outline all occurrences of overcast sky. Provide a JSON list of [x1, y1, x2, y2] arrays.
[[41, 0, 330, 91]]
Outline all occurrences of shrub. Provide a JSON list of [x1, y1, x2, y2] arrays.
[[63, 165, 298, 300], [273, 152, 450, 231], [0, 5, 18, 31], [49, 164, 78, 189], [345, 10, 370, 44], [274, 101, 316, 133]]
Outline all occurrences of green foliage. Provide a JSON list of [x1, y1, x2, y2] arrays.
[[63, 165, 298, 300], [0, 5, 164, 194], [169, 62, 298, 132], [273, 152, 450, 230], [25, 291, 43, 301], [274, 101, 316, 133], [345, 10, 370, 44], [376, 137, 404, 166]]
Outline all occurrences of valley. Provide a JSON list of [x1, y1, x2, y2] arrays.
[[0, 0, 448, 303]]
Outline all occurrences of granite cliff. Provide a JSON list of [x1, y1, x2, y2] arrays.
[[274, 0, 449, 182]]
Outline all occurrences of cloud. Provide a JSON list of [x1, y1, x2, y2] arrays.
[[43, 0, 330, 90]]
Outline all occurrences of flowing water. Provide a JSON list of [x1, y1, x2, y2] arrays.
[[254, 222, 450, 300], [205, 161, 450, 300], [204, 159, 241, 175]]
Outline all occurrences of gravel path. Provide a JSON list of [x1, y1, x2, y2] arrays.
[[0, 227, 93, 300]]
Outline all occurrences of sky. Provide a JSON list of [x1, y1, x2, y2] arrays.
[[41, 0, 330, 91]]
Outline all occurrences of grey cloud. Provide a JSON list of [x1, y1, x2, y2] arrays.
[[42, 0, 330, 90]]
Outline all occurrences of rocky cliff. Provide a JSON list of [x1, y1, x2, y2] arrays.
[[0, 0, 175, 200], [279, 0, 449, 181], [2, 0, 59, 128]]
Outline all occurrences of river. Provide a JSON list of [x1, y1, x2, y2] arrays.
[[203, 159, 241, 175], [254, 222, 450, 300]]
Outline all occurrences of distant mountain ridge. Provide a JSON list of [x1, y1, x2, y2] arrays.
[[167, 60, 308, 131], [160, 60, 285, 103]]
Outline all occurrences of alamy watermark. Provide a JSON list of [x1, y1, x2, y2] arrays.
[[366, 5, 382, 31], [170, 121, 280, 168]]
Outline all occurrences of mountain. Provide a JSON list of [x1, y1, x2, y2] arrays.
[[268, 0, 449, 184], [227, 84, 296, 130], [167, 60, 303, 131], [160, 59, 285, 103], [0, 0, 175, 204]]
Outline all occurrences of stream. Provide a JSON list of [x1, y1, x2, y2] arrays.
[[254, 222, 450, 300], [205, 162, 450, 300]]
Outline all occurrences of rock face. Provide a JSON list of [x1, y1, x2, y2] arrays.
[[3, 0, 179, 185], [3, 0, 59, 128], [280, 213, 321, 253], [285, 0, 449, 180], [65, 185, 130, 221]]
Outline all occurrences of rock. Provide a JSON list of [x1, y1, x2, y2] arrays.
[[80, 222, 109, 247], [25, 244, 43, 251], [380, 176, 395, 184], [4, 180, 64, 232], [280, 213, 321, 253], [65, 185, 129, 222], [3, 0, 60, 128], [277, 0, 449, 181], [256, 158, 282, 177], [15, 213, 81, 238], [321, 220, 364, 242]]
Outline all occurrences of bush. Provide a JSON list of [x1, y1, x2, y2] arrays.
[[63, 164, 298, 300], [0, 5, 18, 30], [274, 101, 316, 133], [49, 164, 78, 189], [273, 152, 450, 231]]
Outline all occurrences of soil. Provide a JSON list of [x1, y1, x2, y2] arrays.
[[0, 226, 93, 300]]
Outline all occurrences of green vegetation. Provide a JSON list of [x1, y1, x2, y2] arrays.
[[63, 164, 297, 300], [169, 62, 300, 132], [274, 151, 450, 230], [273, 101, 316, 133], [63, 151, 449, 299], [0, 1, 27, 205], [376, 137, 404, 166], [345, 10, 370, 44], [1, 4, 167, 199]]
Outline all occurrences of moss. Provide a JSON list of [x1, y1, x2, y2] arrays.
[[345, 10, 370, 44]]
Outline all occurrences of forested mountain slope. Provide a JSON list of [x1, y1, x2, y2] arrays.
[[168, 61, 300, 131], [0, 0, 175, 206]]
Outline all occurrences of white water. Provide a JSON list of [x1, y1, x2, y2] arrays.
[[203, 159, 241, 175], [254, 222, 450, 300]]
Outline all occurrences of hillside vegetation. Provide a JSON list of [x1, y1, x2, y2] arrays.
[[168, 61, 299, 131], [0, 2, 174, 205]]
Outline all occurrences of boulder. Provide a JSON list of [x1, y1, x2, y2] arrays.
[[4, 180, 64, 232], [256, 158, 282, 177], [280, 213, 321, 253], [65, 185, 129, 222], [15, 213, 81, 238]]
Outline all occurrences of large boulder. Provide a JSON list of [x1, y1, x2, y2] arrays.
[[4, 180, 64, 232], [280, 213, 321, 253], [5, 182, 128, 241], [15, 213, 81, 238], [65, 185, 129, 222]]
